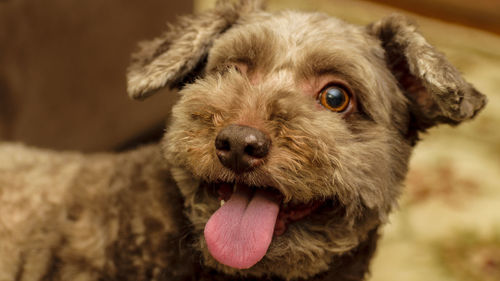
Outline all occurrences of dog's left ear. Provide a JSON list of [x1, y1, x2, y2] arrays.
[[367, 14, 487, 132], [127, 0, 264, 100]]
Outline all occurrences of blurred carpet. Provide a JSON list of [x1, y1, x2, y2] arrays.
[[196, 1, 500, 280]]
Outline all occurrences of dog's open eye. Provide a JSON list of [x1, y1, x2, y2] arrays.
[[318, 85, 350, 112]]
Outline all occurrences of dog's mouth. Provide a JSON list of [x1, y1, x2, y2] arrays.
[[202, 181, 325, 270]]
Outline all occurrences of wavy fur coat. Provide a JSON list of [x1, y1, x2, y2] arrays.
[[0, 1, 486, 280]]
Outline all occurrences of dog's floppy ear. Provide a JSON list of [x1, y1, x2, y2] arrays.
[[367, 14, 486, 132], [126, 0, 264, 100]]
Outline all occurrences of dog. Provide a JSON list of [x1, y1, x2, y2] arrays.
[[0, 0, 486, 280]]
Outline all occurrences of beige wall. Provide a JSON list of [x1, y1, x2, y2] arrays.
[[367, 0, 500, 35]]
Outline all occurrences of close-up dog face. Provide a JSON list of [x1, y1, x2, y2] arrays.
[[126, 0, 486, 280], [164, 10, 411, 279]]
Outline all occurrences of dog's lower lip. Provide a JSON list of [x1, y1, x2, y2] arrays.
[[211, 181, 324, 235]]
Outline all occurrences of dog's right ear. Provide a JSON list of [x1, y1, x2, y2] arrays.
[[127, 0, 264, 100]]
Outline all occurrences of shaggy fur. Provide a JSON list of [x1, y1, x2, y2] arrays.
[[0, 1, 486, 280]]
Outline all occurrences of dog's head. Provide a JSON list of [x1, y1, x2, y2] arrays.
[[127, 1, 486, 279]]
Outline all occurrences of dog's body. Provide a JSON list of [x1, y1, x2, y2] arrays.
[[0, 1, 486, 280], [0, 144, 375, 281]]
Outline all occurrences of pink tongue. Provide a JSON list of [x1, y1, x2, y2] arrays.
[[204, 184, 280, 269]]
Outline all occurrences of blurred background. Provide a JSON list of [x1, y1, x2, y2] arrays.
[[0, 0, 191, 151], [1, 0, 499, 280]]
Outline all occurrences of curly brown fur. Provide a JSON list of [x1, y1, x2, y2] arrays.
[[0, 1, 486, 281]]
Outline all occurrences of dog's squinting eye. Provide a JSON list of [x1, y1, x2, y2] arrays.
[[318, 86, 350, 112], [233, 64, 243, 74], [220, 63, 247, 75]]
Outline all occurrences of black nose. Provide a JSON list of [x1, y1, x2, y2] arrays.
[[215, 124, 271, 173]]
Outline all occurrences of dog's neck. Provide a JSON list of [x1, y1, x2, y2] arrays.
[[166, 226, 378, 281], [306, 228, 379, 281]]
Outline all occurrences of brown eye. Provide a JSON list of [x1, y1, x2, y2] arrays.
[[318, 85, 350, 112]]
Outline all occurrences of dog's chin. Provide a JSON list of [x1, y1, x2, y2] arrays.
[[198, 181, 340, 279], [171, 167, 374, 280]]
